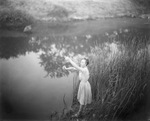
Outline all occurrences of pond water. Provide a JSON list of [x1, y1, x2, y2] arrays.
[[0, 18, 150, 120]]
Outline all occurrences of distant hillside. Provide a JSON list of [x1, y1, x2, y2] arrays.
[[0, 0, 150, 24]]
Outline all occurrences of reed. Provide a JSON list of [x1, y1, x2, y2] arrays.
[[85, 41, 148, 120], [76, 40, 149, 120]]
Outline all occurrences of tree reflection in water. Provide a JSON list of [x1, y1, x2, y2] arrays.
[[28, 35, 92, 78], [28, 27, 149, 79], [0, 27, 149, 79]]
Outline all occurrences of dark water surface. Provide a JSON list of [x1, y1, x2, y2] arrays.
[[0, 18, 150, 120]]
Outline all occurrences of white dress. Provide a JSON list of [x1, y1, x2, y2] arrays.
[[77, 67, 92, 105]]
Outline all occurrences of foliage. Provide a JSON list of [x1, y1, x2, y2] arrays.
[[0, 8, 33, 30]]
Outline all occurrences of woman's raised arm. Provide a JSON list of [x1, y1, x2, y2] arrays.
[[63, 66, 76, 71], [65, 56, 84, 72]]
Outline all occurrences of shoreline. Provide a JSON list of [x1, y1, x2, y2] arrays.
[[0, 0, 150, 31]]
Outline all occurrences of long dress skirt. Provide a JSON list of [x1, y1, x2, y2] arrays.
[[77, 81, 92, 105]]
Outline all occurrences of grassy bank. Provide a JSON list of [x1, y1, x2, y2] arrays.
[[63, 33, 149, 121], [0, 0, 150, 31], [88, 47, 147, 120], [7, 0, 150, 20]]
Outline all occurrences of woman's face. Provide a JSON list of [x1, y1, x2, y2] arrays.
[[80, 59, 86, 67]]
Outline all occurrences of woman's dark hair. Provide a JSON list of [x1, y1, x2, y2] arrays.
[[82, 58, 89, 66]]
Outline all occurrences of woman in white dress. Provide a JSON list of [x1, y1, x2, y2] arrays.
[[63, 56, 92, 117]]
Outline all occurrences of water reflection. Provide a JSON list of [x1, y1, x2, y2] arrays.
[[0, 26, 149, 120], [31, 28, 149, 78], [0, 27, 149, 79], [0, 36, 41, 59]]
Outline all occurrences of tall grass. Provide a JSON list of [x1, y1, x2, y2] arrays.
[[72, 39, 149, 120]]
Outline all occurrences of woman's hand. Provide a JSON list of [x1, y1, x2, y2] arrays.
[[64, 56, 71, 62], [62, 66, 67, 70]]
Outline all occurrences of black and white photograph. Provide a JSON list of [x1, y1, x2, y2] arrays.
[[0, 0, 150, 121]]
